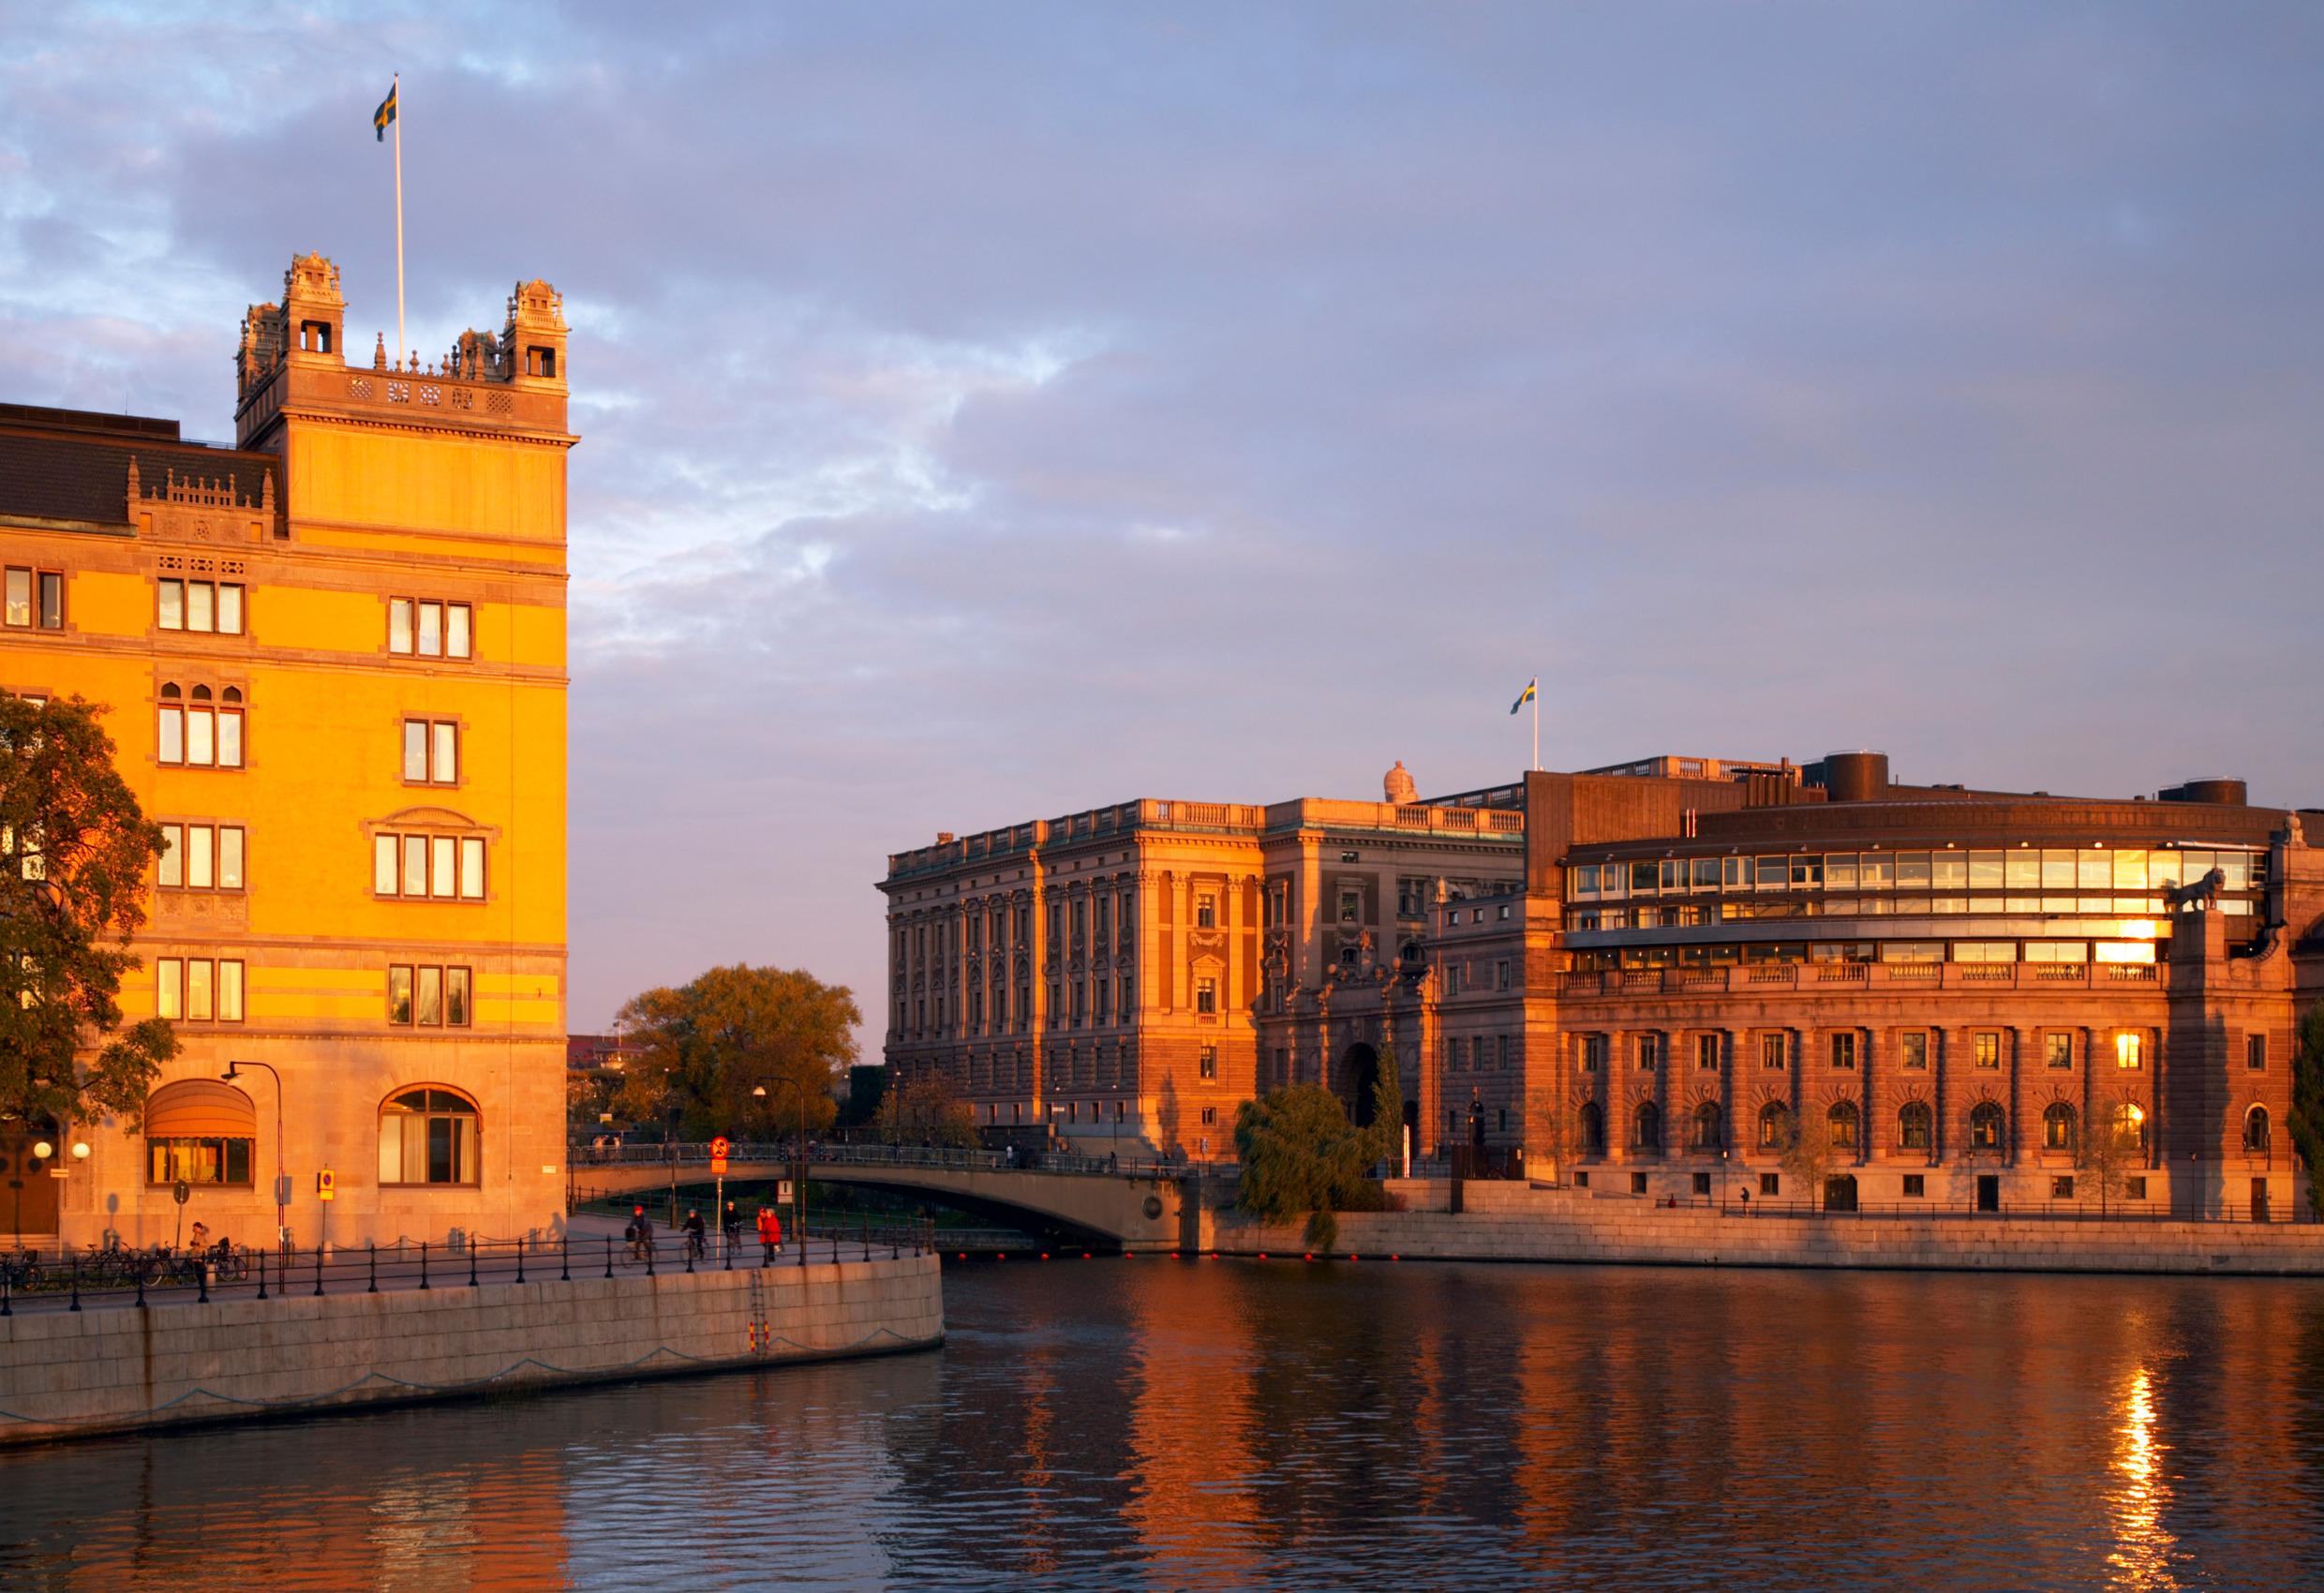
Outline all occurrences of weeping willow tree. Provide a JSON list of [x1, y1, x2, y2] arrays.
[[1233, 1085, 1386, 1250]]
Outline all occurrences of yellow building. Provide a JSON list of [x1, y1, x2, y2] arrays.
[[0, 253, 571, 1250]]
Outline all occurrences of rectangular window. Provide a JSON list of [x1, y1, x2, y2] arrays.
[[1196, 893, 1216, 929], [1338, 887, 1361, 924], [6, 568, 30, 626], [1900, 1032, 1928, 1069], [217, 960, 244, 1022], [446, 603, 471, 659], [2116, 1034, 2143, 1070], [37, 571, 63, 629], [186, 958, 213, 1020], [190, 583, 216, 633], [1199, 1046, 1217, 1080], [418, 601, 443, 657], [2047, 1034, 2073, 1069], [1974, 1032, 2001, 1068], [186, 824, 214, 889], [2248, 1034, 2267, 1071], [402, 719, 460, 784], [159, 824, 184, 887], [385, 964, 474, 1027], [389, 598, 413, 653], [1830, 1032, 1856, 1069], [1697, 1033, 1721, 1071], [2052, 1176, 2076, 1200], [1196, 976, 1216, 1015], [416, 964, 443, 1026], [1583, 1035, 1606, 1073], [159, 579, 185, 631], [1496, 959, 1510, 990], [388, 964, 413, 1025], [157, 957, 183, 1020], [1761, 1033, 1787, 1070], [1902, 1174, 1925, 1198], [148, 1136, 254, 1186], [1760, 1173, 1780, 1198], [1639, 1034, 1660, 1069], [2124, 1177, 2147, 1200]]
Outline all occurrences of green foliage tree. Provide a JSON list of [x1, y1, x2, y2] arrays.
[[0, 695, 177, 1128], [1233, 1084, 1384, 1250], [1368, 1044, 1402, 1169], [612, 964, 858, 1140], [2287, 1003, 2324, 1219]]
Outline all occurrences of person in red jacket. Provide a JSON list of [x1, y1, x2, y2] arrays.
[[754, 1204, 782, 1260]]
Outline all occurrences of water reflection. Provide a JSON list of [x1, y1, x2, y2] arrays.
[[1, 1263, 2320, 1590]]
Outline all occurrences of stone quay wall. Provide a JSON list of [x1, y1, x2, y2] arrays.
[[0, 1253, 942, 1448], [1200, 1180, 2324, 1275]]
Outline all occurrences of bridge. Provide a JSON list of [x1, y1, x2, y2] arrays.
[[569, 1142, 1199, 1252]]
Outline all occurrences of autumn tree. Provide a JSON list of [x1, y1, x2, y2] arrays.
[[2077, 1096, 2145, 1215], [1234, 1084, 1385, 1250], [1776, 1103, 1841, 1207], [0, 695, 177, 1128], [881, 1072, 979, 1148], [612, 964, 858, 1140]]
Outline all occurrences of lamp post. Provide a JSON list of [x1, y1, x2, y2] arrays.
[[222, 1061, 287, 1249], [756, 1079, 810, 1251]]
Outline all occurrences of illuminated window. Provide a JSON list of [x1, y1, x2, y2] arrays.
[[155, 956, 243, 1022], [157, 578, 243, 634], [2112, 1101, 2148, 1149], [1199, 1046, 1216, 1080], [2046, 1034, 2072, 1069], [2244, 1106, 2271, 1153], [7, 567, 65, 629], [1830, 1032, 1857, 1069], [1195, 976, 1216, 1015], [403, 718, 460, 784], [1974, 1032, 2001, 1068], [388, 598, 472, 659], [158, 824, 246, 892], [2044, 1102, 2077, 1150], [1757, 1102, 1792, 1149], [1899, 1101, 1933, 1150], [2115, 1034, 2144, 1070], [1969, 1101, 2004, 1150], [157, 682, 244, 768], [379, 1087, 480, 1185], [388, 964, 471, 1027], [1899, 1033, 1929, 1069], [1827, 1099, 1859, 1149]]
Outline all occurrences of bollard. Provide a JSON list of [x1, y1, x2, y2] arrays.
[[468, 1242, 479, 1288], [561, 1236, 572, 1283], [256, 1249, 268, 1302], [420, 1241, 431, 1290], [604, 1235, 614, 1279], [136, 1259, 148, 1308], [368, 1243, 379, 1294], [70, 1256, 82, 1312], [516, 1239, 528, 1286], [314, 1245, 324, 1298]]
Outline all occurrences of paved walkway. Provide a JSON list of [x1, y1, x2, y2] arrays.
[[2, 1222, 913, 1318]]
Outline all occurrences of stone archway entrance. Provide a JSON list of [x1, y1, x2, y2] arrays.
[[1341, 1042, 1380, 1129]]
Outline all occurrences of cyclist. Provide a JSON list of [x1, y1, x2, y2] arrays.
[[681, 1208, 707, 1262]]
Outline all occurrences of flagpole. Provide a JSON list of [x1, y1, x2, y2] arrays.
[[1532, 677, 1541, 771], [391, 73, 406, 364]]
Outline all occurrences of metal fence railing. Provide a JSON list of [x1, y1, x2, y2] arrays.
[[568, 1139, 1185, 1182], [0, 1221, 935, 1318]]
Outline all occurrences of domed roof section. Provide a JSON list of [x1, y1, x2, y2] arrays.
[[1383, 760, 1418, 805]]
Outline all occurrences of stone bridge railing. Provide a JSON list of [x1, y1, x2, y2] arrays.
[[568, 1140, 1186, 1183]]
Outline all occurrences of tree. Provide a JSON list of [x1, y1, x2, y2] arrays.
[[1525, 1081, 1572, 1185], [1778, 1104, 1840, 1207], [881, 1072, 978, 1148], [1233, 1084, 1384, 1250], [2077, 1097, 2143, 1215], [2292, 1004, 2324, 1221], [0, 694, 177, 1128], [1368, 1043, 1402, 1171], [611, 964, 858, 1140]]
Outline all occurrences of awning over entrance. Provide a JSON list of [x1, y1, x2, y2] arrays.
[[144, 1079, 257, 1138]]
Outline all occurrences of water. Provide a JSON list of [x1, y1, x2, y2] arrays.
[[4, 1259, 2321, 1589]]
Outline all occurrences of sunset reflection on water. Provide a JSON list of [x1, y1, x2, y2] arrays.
[[2, 1263, 2317, 1590]]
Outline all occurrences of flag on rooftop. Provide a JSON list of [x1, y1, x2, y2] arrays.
[[1510, 677, 1537, 715]]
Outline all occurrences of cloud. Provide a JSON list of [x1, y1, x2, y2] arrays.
[[5, 2, 2321, 1034]]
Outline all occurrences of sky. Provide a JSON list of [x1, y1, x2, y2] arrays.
[[4, 3, 2320, 1040]]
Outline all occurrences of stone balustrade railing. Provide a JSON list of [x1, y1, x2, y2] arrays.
[[1558, 962, 2167, 997]]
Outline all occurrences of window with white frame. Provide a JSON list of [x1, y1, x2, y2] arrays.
[[388, 598, 472, 660], [158, 823, 246, 891], [158, 577, 243, 635], [372, 831, 487, 900], [402, 718, 459, 784]]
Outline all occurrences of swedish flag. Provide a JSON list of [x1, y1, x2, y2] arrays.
[[1510, 677, 1537, 715], [374, 81, 397, 142]]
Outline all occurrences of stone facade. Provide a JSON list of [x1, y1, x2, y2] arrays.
[[0, 253, 573, 1250], [881, 771, 1527, 1158]]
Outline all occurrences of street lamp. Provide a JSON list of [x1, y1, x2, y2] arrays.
[[222, 1060, 288, 1248]]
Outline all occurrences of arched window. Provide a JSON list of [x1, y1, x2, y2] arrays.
[[1970, 1101, 2005, 1151], [2243, 1105, 2271, 1153], [1758, 1101, 1793, 1150], [1827, 1099, 1859, 1151], [1579, 1100, 1605, 1156], [2044, 1102, 2077, 1151], [1691, 1100, 1723, 1150], [379, 1086, 480, 1185], [2111, 1101, 2148, 1151], [1899, 1100, 1933, 1151], [1633, 1100, 1662, 1153]]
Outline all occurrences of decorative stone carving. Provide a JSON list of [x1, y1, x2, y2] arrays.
[[1384, 760, 1418, 804]]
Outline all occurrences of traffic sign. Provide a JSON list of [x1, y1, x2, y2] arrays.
[[317, 1169, 336, 1201], [172, 1179, 190, 1206], [710, 1135, 730, 1175]]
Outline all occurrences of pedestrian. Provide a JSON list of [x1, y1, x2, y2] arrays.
[[722, 1200, 743, 1253], [755, 1203, 782, 1260], [681, 1207, 707, 1261], [186, 1220, 209, 1256]]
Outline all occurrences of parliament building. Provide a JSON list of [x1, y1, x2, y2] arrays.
[[886, 752, 2321, 1218], [0, 254, 572, 1251]]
